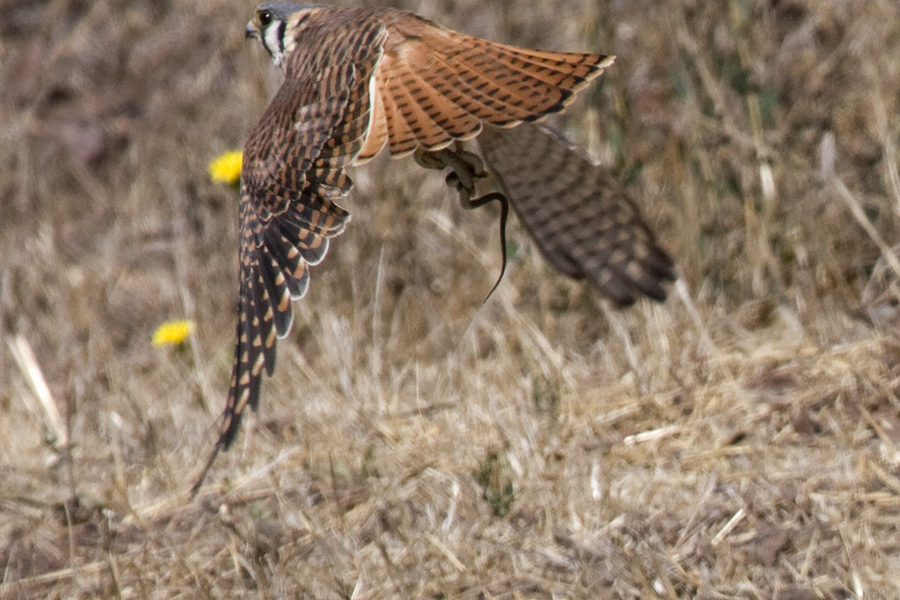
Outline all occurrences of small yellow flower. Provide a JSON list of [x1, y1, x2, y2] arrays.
[[208, 150, 243, 186], [152, 320, 195, 347]]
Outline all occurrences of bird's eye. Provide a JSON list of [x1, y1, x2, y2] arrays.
[[257, 9, 273, 27]]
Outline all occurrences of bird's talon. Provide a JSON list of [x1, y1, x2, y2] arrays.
[[456, 149, 486, 178]]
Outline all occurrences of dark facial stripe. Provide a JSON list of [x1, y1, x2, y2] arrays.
[[276, 19, 286, 55]]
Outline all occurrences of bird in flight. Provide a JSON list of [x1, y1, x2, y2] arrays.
[[194, 1, 674, 491]]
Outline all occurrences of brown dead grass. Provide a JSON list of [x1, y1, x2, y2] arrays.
[[4, 0, 900, 597]]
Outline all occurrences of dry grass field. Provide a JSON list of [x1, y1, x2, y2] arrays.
[[4, 0, 900, 597]]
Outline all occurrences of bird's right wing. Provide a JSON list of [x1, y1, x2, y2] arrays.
[[477, 123, 675, 306]]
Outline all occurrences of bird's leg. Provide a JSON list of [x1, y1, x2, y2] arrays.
[[414, 145, 510, 301]]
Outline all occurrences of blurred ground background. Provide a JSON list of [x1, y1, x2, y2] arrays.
[[3, 0, 900, 598]]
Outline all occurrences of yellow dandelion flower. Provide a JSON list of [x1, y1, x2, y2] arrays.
[[208, 150, 243, 186], [152, 320, 195, 347]]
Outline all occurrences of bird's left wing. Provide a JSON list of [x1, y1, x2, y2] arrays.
[[216, 16, 388, 451]]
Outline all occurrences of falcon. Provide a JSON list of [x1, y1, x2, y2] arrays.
[[194, 1, 674, 489]]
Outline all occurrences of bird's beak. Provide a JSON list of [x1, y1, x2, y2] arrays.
[[245, 22, 259, 40]]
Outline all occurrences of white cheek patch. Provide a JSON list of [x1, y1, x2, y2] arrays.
[[264, 23, 284, 66]]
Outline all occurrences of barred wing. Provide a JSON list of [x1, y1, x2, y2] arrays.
[[357, 9, 614, 161], [478, 123, 675, 306]]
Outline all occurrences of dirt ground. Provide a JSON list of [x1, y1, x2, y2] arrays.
[[3, 0, 900, 598]]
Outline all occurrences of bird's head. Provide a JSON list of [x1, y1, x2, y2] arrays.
[[246, 1, 318, 67]]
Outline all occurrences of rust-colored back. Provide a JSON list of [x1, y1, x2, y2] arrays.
[[356, 8, 614, 161]]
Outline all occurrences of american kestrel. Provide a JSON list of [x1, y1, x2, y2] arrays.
[[194, 1, 674, 489]]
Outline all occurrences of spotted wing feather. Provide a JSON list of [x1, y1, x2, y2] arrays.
[[217, 16, 388, 450]]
